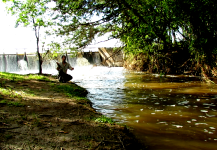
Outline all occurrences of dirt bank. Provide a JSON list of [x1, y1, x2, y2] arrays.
[[0, 73, 145, 150]]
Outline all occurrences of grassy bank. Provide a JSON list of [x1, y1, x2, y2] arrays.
[[0, 72, 144, 150]]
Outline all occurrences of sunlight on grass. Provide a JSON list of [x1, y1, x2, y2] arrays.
[[0, 87, 22, 98], [95, 115, 114, 124], [27, 74, 50, 81], [54, 84, 88, 100], [0, 87, 35, 99], [0, 72, 50, 82]]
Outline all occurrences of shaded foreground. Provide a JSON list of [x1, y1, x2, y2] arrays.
[[0, 72, 144, 150]]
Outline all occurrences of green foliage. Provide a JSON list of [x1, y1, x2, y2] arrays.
[[49, 0, 217, 72], [3, 0, 55, 74], [54, 84, 88, 100], [0, 100, 8, 104], [95, 115, 114, 124], [0, 72, 50, 82], [4, 0, 51, 28], [3, 0, 217, 78]]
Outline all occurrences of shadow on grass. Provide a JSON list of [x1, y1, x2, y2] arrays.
[[0, 72, 146, 150], [0, 94, 145, 150]]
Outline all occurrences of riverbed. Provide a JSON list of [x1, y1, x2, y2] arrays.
[[71, 66, 217, 150]]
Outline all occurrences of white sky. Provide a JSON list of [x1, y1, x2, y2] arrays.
[[0, 2, 37, 54], [0, 1, 122, 54]]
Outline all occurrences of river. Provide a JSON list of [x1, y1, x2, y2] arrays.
[[71, 66, 217, 150]]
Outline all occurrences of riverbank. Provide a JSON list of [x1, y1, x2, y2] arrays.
[[0, 72, 145, 150]]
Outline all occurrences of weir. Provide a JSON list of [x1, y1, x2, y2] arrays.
[[0, 52, 102, 73], [0, 47, 124, 73]]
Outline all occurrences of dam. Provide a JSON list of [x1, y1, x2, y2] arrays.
[[0, 47, 123, 73]]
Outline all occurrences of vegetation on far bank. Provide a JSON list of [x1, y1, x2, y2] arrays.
[[3, 0, 217, 82], [0, 72, 144, 149]]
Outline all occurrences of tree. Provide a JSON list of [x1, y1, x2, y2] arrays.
[[3, 0, 53, 74], [50, 0, 217, 79], [5, 0, 217, 80]]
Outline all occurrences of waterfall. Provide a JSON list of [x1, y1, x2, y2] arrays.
[[0, 54, 6, 72], [6, 55, 19, 72], [76, 57, 90, 66], [18, 60, 28, 71], [0, 52, 102, 73], [83, 52, 102, 65], [93, 53, 102, 65], [67, 54, 77, 67], [26, 55, 39, 71]]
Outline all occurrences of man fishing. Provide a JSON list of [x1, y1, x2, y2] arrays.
[[56, 55, 74, 83]]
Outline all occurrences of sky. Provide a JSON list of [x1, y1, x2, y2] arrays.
[[0, 1, 122, 54], [0, 2, 37, 54]]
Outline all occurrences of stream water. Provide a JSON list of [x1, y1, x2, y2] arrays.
[[71, 66, 217, 150], [8, 63, 217, 150]]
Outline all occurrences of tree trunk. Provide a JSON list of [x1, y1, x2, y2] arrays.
[[37, 40, 42, 74], [33, 18, 42, 74]]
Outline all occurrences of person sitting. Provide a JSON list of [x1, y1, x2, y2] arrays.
[[56, 55, 74, 83]]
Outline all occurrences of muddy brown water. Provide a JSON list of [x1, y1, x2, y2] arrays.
[[71, 67, 217, 150], [14, 66, 217, 149]]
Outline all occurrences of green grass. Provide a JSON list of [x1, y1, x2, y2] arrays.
[[1, 72, 90, 104], [0, 72, 50, 82], [0, 87, 22, 98], [0, 87, 36, 98], [54, 84, 88, 100], [27, 74, 50, 81], [0, 99, 7, 104], [0, 100, 24, 107], [95, 115, 114, 124]]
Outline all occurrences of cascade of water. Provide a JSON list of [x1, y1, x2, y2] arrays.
[[82, 52, 102, 65], [93, 52, 102, 65], [26, 55, 38, 71], [6, 55, 19, 72], [67, 55, 77, 67], [0, 52, 102, 73], [42, 59, 56, 71], [76, 57, 90, 66], [0, 55, 5, 72], [18, 59, 28, 71]]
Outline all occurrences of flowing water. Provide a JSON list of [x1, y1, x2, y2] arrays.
[[71, 67, 217, 150], [2, 53, 217, 150]]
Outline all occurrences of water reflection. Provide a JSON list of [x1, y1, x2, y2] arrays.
[[73, 67, 217, 150]]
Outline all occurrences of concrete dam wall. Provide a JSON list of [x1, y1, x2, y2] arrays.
[[0, 48, 124, 73]]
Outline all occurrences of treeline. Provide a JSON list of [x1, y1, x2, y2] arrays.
[[3, 0, 217, 80]]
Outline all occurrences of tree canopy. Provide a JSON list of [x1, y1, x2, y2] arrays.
[[3, 0, 217, 79]]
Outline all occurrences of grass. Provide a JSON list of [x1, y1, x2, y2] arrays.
[[27, 74, 50, 82], [0, 87, 22, 98], [85, 114, 115, 125], [0, 100, 24, 107], [0, 86, 35, 99], [54, 84, 89, 101], [95, 115, 115, 124], [0, 72, 50, 82], [0, 72, 141, 150]]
